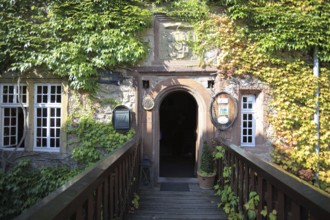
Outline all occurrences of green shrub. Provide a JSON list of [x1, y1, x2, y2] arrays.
[[69, 116, 134, 166], [0, 160, 78, 220], [199, 141, 215, 176]]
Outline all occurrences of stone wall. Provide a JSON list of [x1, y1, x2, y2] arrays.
[[68, 74, 136, 124], [214, 73, 273, 161], [0, 13, 275, 170], [66, 72, 137, 153], [0, 71, 138, 169]]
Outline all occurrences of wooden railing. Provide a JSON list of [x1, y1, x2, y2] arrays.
[[15, 136, 141, 220], [216, 143, 330, 220]]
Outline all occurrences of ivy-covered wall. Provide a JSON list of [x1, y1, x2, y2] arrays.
[[66, 72, 137, 154], [1, 4, 329, 219], [213, 74, 273, 160]]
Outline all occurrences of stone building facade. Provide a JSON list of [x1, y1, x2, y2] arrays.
[[0, 15, 272, 182]]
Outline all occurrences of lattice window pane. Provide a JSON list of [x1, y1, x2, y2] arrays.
[[1, 85, 27, 104], [241, 95, 256, 146], [50, 85, 62, 103], [37, 85, 48, 103], [3, 86, 14, 103], [34, 84, 62, 151], [1, 84, 27, 148], [2, 108, 18, 147]]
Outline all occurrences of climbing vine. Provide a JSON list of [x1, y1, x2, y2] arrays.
[[0, 92, 135, 218], [0, 0, 152, 92], [65, 90, 134, 166], [0, 159, 79, 220], [166, 0, 210, 22], [68, 116, 134, 166], [1, 2, 330, 219], [189, 0, 330, 192], [214, 145, 278, 219]]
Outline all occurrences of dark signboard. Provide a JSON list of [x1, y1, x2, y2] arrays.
[[209, 92, 238, 130], [113, 105, 131, 132]]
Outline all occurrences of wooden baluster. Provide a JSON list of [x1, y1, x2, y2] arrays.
[[309, 214, 318, 220], [217, 155, 223, 187], [125, 155, 130, 211], [234, 156, 239, 195], [276, 190, 285, 220], [230, 153, 235, 190], [256, 176, 263, 220], [104, 176, 109, 220], [243, 165, 250, 217], [265, 182, 273, 217], [249, 169, 256, 192], [114, 169, 119, 219], [118, 162, 123, 217], [75, 205, 84, 220], [291, 202, 302, 220], [300, 207, 308, 220], [238, 160, 244, 211], [96, 184, 103, 220], [120, 160, 125, 216], [87, 193, 95, 220]]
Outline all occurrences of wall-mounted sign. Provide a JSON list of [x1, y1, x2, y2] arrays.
[[210, 92, 238, 130], [112, 105, 131, 132], [98, 70, 125, 85], [143, 96, 155, 111]]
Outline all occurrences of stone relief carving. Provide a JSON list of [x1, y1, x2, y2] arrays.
[[159, 26, 197, 60], [158, 27, 219, 63], [168, 31, 190, 59]]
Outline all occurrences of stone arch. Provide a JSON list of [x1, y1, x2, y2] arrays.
[[142, 78, 214, 182]]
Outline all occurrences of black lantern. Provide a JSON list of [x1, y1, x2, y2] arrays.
[[142, 80, 150, 89], [112, 105, 131, 132], [207, 80, 214, 88]]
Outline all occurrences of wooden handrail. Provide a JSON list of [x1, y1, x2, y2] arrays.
[[15, 135, 141, 220], [216, 143, 330, 219]]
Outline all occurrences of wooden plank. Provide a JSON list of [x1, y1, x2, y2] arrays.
[[238, 160, 244, 209], [244, 166, 250, 207], [276, 190, 285, 220], [223, 143, 330, 219], [291, 202, 301, 220], [234, 156, 239, 195], [128, 184, 227, 220], [96, 184, 102, 220], [266, 182, 273, 215], [103, 177, 109, 220], [87, 193, 94, 220], [75, 205, 83, 220], [110, 172, 115, 219], [256, 176, 263, 220], [250, 168, 256, 192]]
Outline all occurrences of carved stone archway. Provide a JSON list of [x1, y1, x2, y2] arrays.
[[141, 78, 214, 183]]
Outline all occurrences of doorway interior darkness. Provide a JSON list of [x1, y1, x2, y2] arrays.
[[159, 91, 197, 177]]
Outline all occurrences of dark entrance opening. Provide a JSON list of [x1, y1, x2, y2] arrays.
[[159, 91, 197, 177]]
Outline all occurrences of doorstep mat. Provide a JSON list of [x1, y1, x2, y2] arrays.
[[160, 183, 190, 191]]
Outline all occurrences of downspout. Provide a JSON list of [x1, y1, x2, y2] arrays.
[[313, 46, 320, 186]]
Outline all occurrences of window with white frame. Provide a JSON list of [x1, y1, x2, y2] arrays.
[[34, 84, 62, 151], [0, 84, 27, 149], [241, 95, 256, 147]]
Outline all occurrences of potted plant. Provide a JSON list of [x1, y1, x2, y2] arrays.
[[197, 141, 216, 189]]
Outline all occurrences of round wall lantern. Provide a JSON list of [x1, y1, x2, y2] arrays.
[[209, 92, 238, 130]]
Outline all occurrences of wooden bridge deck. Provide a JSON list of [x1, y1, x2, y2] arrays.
[[128, 183, 227, 220]]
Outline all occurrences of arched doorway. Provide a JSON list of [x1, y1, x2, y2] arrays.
[[159, 91, 197, 177]]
